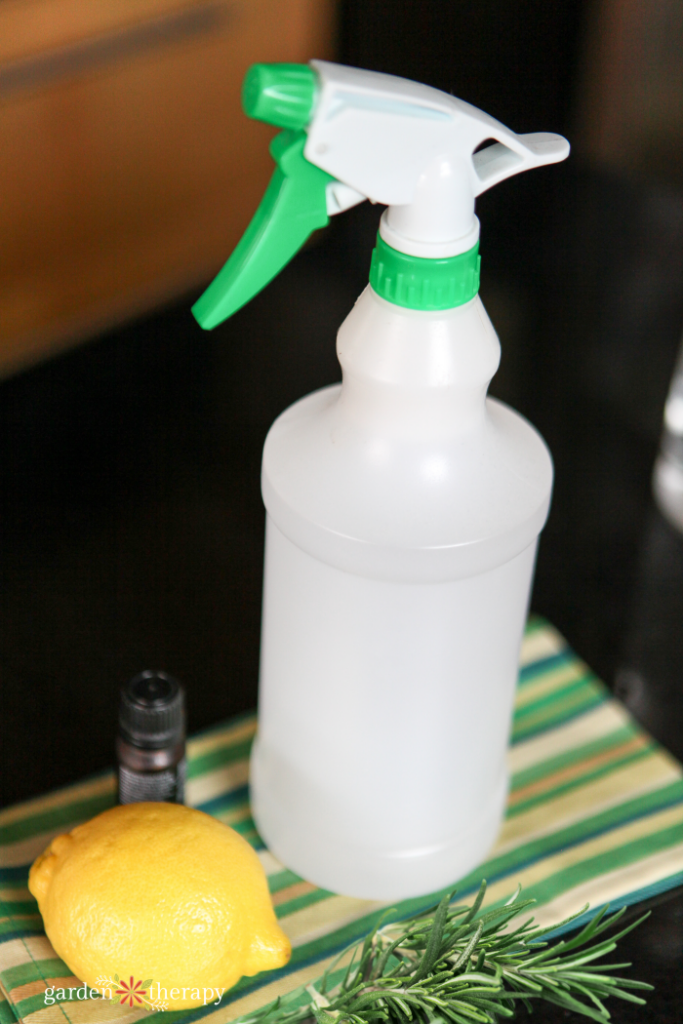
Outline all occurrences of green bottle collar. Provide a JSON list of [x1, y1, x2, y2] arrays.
[[369, 234, 481, 311]]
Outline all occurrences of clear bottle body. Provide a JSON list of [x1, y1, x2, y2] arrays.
[[253, 521, 537, 898], [251, 287, 552, 898]]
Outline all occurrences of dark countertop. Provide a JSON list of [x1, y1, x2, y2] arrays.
[[2, 166, 683, 1020]]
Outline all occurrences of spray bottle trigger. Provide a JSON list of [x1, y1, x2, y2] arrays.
[[192, 130, 335, 330]]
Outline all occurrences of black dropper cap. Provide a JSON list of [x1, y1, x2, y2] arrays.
[[119, 671, 185, 750]]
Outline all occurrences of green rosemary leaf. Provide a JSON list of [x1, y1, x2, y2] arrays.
[[565, 974, 651, 999], [311, 1007, 337, 1024], [438, 1010, 483, 1024], [479, 903, 535, 936], [527, 944, 620, 973], [539, 987, 613, 1023], [239, 884, 651, 1024], [391, 995, 413, 1017], [556, 904, 614, 952], [519, 905, 593, 950], [591, 911, 652, 950], [503, 883, 522, 907], [374, 933, 412, 980], [449, 997, 501, 1021], [462, 881, 487, 925], [338, 947, 360, 992], [448, 973, 500, 987], [499, 968, 544, 993], [569, 980, 610, 1017], [598, 987, 651, 1005], [450, 920, 483, 973], [413, 893, 452, 980]]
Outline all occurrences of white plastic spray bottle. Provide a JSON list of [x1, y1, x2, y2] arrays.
[[193, 61, 569, 900]]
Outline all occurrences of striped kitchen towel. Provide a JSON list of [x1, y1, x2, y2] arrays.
[[2, 618, 683, 1024]]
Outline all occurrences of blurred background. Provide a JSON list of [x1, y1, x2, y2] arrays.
[[2, 0, 683, 813]]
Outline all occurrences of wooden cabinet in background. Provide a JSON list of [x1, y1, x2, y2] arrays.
[[0, 0, 336, 376]]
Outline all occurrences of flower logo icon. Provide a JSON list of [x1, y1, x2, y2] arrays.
[[96, 973, 161, 1010], [115, 977, 148, 1007]]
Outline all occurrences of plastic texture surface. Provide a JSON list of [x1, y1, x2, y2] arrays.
[[192, 130, 333, 329], [252, 527, 529, 899], [253, 285, 553, 897], [307, 60, 569, 258], [191, 59, 565, 899], [192, 60, 569, 328], [369, 234, 481, 310], [242, 63, 317, 130]]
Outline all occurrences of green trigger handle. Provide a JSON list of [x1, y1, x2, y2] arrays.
[[192, 129, 335, 330]]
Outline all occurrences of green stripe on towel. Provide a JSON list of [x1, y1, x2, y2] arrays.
[[1, 618, 682, 1024]]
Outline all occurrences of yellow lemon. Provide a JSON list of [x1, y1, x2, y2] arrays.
[[29, 802, 291, 1010]]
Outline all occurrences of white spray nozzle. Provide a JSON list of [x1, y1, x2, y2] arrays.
[[307, 61, 569, 258]]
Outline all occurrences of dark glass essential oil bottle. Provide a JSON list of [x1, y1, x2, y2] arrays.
[[117, 670, 186, 803]]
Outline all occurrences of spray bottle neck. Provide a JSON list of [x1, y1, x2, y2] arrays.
[[368, 231, 481, 311], [336, 286, 500, 440]]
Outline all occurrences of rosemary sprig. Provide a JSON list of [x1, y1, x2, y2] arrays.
[[243, 882, 652, 1024]]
